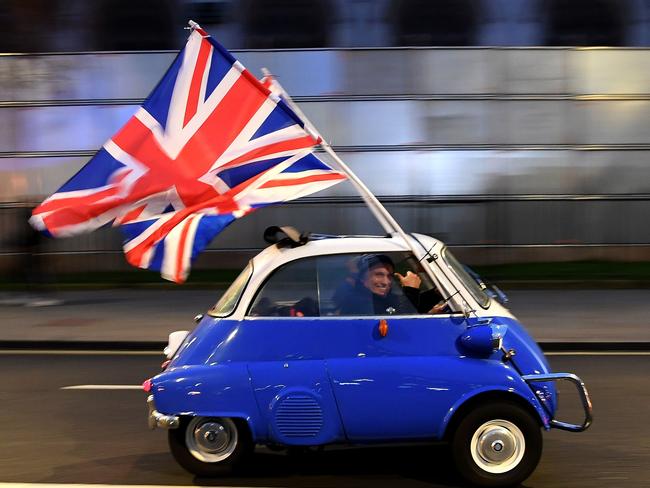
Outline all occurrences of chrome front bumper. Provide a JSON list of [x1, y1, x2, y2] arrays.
[[147, 395, 180, 430], [522, 372, 593, 432]]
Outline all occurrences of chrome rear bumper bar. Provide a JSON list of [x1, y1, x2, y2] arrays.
[[522, 372, 593, 432], [147, 395, 180, 430]]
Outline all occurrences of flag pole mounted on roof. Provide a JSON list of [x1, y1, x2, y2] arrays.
[[260, 69, 449, 295]]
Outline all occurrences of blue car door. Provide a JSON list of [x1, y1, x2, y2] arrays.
[[324, 315, 468, 441], [314, 251, 471, 441]]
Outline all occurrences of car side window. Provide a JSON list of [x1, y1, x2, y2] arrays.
[[317, 252, 445, 316], [316, 254, 360, 316], [248, 258, 319, 317]]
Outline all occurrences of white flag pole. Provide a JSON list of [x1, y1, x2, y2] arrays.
[[262, 70, 452, 296]]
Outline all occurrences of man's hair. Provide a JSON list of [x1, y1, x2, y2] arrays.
[[356, 254, 394, 278]]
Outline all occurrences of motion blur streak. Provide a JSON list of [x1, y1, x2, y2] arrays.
[[4, 47, 650, 276], [0, 484, 276, 488], [60, 385, 142, 389], [3, 1, 650, 277]]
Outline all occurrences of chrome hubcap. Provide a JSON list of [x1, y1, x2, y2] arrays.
[[197, 422, 229, 452], [185, 417, 238, 463], [470, 419, 525, 474]]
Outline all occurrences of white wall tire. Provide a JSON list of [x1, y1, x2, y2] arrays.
[[470, 419, 526, 474], [169, 416, 252, 476], [451, 402, 542, 487]]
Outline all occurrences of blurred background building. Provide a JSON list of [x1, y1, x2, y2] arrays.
[[2, 0, 650, 278], [5, 0, 650, 51]]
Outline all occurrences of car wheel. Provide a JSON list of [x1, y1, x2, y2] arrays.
[[168, 416, 251, 476], [451, 402, 542, 487]]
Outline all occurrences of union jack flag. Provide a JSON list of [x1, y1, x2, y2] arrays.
[[30, 24, 346, 283]]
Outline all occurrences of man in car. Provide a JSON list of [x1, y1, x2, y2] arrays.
[[336, 254, 447, 316]]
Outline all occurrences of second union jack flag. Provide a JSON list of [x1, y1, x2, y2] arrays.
[[30, 24, 346, 283]]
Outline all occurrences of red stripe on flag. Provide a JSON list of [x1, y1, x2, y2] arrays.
[[215, 135, 319, 172], [174, 216, 195, 283], [35, 188, 124, 233], [176, 75, 268, 175], [38, 193, 123, 233], [241, 69, 271, 96], [113, 118, 173, 177], [115, 204, 147, 225], [124, 193, 236, 268], [184, 39, 212, 127], [259, 173, 346, 189], [113, 117, 218, 207], [34, 187, 119, 215], [260, 77, 272, 90]]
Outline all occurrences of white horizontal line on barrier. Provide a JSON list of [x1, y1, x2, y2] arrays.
[[545, 351, 650, 356], [0, 483, 275, 488], [0, 350, 161, 356], [61, 385, 142, 390]]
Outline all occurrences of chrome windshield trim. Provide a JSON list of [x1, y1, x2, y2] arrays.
[[440, 247, 491, 309]]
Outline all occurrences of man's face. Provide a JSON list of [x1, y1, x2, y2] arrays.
[[362, 264, 393, 297]]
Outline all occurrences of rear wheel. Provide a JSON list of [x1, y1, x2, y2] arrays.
[[451, 402, 542, 487], [168, 416, 252, 476]]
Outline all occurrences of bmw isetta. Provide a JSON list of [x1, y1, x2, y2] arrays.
[[144, 228, 592, 487]]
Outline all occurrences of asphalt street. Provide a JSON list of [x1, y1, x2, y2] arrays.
[[0, 353, 648, 487], [0, 288, 649, 344]]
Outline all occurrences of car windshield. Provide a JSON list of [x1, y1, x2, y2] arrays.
[[441, 247, 490, 309], [210, 263, 253, 317]]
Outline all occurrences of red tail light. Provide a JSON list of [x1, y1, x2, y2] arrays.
[[142, 379, 152, 392]]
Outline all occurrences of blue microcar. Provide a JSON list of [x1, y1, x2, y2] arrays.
[[144, 230, 592, 487]]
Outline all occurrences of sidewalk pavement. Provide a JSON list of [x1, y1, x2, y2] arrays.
[[0, 288, 649, 345]]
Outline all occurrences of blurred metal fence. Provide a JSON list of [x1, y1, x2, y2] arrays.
[[2, 47, 650, 273]]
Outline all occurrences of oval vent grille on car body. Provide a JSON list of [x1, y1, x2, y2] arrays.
[[275, 394, 324, 438]]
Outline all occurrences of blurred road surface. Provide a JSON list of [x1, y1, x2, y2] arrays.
[[0, 353, 647, 487], [0, 288, 648, 344]]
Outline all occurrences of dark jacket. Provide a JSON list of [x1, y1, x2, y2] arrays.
[[337, 283, 421, 316]]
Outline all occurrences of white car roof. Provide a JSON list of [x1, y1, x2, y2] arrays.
[[227, 231, 511, 320], [251, 232, 444, 279]]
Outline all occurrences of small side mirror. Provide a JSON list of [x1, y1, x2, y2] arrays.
[[458, 325, 501, 357], [194, 313, 204, 323]]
